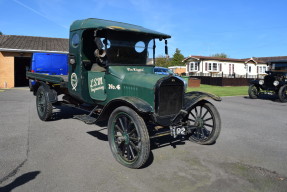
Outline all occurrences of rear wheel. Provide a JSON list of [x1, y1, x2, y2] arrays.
[[186, 101, 221, 145], [248, 84, 260, 99], [108, 106, 150, 168], [29, 80, 34, 92], [278, 85, 287, 102], [36, 86, 53, 121]]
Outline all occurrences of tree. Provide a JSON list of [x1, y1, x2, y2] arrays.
[[0, 31, 3, 35], [210, 53, 228, 58], [171, 48, 185, 66], [155, 55, 171, 68]]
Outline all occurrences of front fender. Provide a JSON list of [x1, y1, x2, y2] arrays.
[[184, 91, 221, 112], [249, 79, 259, 85], [171, 91, 221, 125], [96, 96, 153, 122]]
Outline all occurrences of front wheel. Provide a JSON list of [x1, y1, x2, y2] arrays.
[[278, 85, 287, 102], [108, 106, 150, 168], [248, 84, 260, 99], [186, 101, 221, 145]]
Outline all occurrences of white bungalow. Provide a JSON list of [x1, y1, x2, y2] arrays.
[[183, 56, 268, 77]]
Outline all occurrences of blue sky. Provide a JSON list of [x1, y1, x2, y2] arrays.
[[0, 0, 286, 58]]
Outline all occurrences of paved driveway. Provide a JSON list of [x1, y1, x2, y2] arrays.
[[0, 88, 286, 192]]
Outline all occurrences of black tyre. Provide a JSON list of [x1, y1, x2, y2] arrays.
[[248, 84, 260, 99], [187, 101, 221, 145], [278, 85, 287, 102], [29, 80, 34, 92], [36, 86, 53, 121], [108, 106, 150, 169]]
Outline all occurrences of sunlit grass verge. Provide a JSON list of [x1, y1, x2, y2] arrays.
[[187, 84, 248, 97]]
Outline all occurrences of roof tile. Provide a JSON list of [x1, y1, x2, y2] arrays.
[[0, 35, 68, 53]]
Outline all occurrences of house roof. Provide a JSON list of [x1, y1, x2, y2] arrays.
[[183, 55, 245, 63], [184, 55, 274, 64], [0, 35, 69, 53]]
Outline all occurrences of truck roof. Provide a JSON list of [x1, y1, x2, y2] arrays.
[[70, 18, 171, 39]]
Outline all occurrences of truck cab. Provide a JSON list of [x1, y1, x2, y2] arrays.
[[68, 19, 173, 105]]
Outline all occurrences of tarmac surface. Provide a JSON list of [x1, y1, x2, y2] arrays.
[[0, 88, 286, 192]]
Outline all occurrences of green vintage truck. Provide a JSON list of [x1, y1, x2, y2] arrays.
[[27, 18, 221, 168]]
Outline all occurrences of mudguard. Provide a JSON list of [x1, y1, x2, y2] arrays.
[[170, 91, 221, 125], [249, 79, 259, 85], [183, 91, 221, 112], [96, 96, 153, 122]]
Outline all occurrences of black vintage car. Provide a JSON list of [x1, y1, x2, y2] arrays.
[[249, 60, 287, 102]]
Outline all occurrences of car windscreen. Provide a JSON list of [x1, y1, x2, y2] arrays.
[[105, 30, 153, 65], [271, 63, 287, 71]]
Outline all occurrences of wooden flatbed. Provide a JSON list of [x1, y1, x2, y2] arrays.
[[26, 72, 68, 88]]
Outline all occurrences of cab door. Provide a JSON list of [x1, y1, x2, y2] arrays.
[[88, 71, 107, 101]]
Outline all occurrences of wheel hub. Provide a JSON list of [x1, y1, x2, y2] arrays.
[[123, 133, 130, 144], [195, 118, 204, 128]]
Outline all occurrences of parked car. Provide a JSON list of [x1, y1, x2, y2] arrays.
[[248, 60, 287, 102], [154, 66, 187, 89], [29, 53, 68, 91]]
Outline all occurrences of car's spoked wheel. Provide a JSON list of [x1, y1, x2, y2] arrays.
[[278, 85, 287, 102], [108, 106, 150, 168], [248, 84, 259, 99], [187, 101, 221, 145], [36, 86, 53, 121]]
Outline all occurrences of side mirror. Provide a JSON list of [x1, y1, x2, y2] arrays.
[[165, 40, 168, 56]]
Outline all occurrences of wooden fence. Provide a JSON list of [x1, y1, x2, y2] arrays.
[[191, 76, 255, 86]]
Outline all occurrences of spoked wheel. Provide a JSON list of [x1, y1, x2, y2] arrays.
[[248, 84, 260, 99], [36, 86, 53, 121], [108, 106, 150, 168], [278, 85, 287, 102], [186, 101, 221, 145]]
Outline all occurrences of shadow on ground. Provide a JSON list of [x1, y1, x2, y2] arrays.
[[244, 93, 280, 102], [0, 171, 40, 192]]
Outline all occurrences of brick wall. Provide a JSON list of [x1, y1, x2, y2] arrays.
[[0, 52, 14, 88], [0, 52, 32, 88]]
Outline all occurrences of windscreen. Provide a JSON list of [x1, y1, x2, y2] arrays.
[[105, 30, 153, 65], [271, 63, 287, 71]]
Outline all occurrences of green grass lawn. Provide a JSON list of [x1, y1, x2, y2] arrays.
[[187, 84, 248, 97]]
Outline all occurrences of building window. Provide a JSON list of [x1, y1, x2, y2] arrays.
[[249, 66, 251, 73], [189, 62, 199, 71], [213, 63, 218, 71], [258, 66, 267, 74], [207, 62, 221, 72]]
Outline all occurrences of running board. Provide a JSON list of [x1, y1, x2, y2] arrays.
[[73, 105, 100, 124], [73, 114, 98, 124]]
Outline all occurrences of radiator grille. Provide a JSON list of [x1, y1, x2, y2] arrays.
[[156, 77, 183, 116], [264, 75, 275, 88]]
